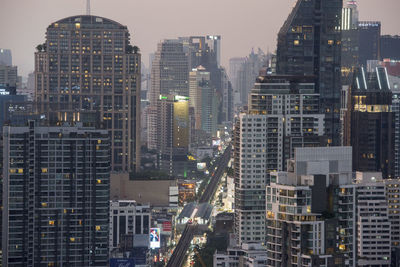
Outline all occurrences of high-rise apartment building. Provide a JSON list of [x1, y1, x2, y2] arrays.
[[380, 35, 400, 61], [248, 75, 326, 173], [276, 0, 342, 145], [148, 40, 188, 150], [2, 121, 110, 266], [233, 114, 267, 244], [267, 147, 352, 266], [233, 74, 326, 244], [355, 172, 391, 266], [34, 15, 141, 172], [0, 49, 12, 66], [344, 67, 395, 178], [358, 21, 381, 67]]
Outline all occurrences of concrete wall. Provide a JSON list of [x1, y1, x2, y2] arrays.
[[111, 173, 177, 207]]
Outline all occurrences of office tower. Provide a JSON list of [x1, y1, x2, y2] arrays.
[[0, 49, 12, 66], [2, 121, 110, 266], [109, 200, 150, 251], [341, 1, 359, 85], [380, 35, 400, 61], [267, 147, 352, 266], [206, 35, 221, 67], [235, 49, 268, 106], [344, 67, 395, 178], [157, 95, 190, 177], [229, 57, 246, 106], [220, 67, 233, 123], [248, 75, 326, 173], [189, 66, 210, 130], [276, 0, 342, 145], [189, 66, 218, 136], [148, 40, 188, 150], [0, 65, 18, 94], [354, 172, 391, 266], [34, 15, 141, 172], [358, 21, 381, 67]]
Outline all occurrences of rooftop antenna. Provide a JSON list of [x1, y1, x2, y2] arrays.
[[86, 0, 91, 15]]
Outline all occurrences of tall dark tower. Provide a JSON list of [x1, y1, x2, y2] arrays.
[[35, 16, 141, 172], [276, 0, 343, 145], [344, 67, 395, 178]]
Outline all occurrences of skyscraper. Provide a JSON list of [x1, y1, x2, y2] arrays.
[[344, 67, 395, 178], [267, 147, 353, 266], [34, 15, 141, 172], [358, 21, 381, 67], [234, 74, 326, 244], [2, 121, 110, 266], [276, 0, 342, 145], [0, 65, 18, 95], [341, 1, 359, 85], [380, 35, 400, 61], [158, 95, 190, 177], [0, 49, 12, 66], [148, 40, 188, 150]]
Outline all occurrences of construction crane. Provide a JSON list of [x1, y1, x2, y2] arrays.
[[193, 246, 206, 267]]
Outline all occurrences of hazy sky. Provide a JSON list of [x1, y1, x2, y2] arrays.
[[1, 0, 399, 76]]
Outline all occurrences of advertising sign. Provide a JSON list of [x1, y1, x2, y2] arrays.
[[162, 221, 172, 232], [212, 139, 221, 146], [149, 228, 160, 249], [110, 258, 135, 267], [197, 162, 206, 170]]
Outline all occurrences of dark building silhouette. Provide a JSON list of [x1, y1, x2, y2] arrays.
[[276, 0, 342, 145], [358, 21, 381, 67], [2, 120, 110, 266], [344, 67, 395, 178], [380, 35, 400, 61]]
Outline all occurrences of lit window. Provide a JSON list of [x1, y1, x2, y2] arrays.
[[42, 168, 48, 173], [9, 169, 16, 174], [49, 220, 55, 225], [18, 169, 24, 174], [70, 237, 75, 242], [328, 40, 334, 45], [75, 23, 80, 29], [97, 179, 102, 184], [96, 225, 101, 231], [294, 40, 300, 46], [41, 203, 47, 207]]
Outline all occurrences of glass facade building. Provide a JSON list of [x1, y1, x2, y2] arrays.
[[276, 0, 342, 145]]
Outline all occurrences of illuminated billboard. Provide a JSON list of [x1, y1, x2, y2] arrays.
[[197, 162, 206, 170], [212, 139, 221, 146], [149, 228, 160, 249]]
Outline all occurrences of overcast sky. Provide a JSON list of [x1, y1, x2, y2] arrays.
[[0, 0, 399, 76]]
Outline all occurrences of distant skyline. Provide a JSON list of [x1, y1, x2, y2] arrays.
[[0, 0, 399, 76]]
